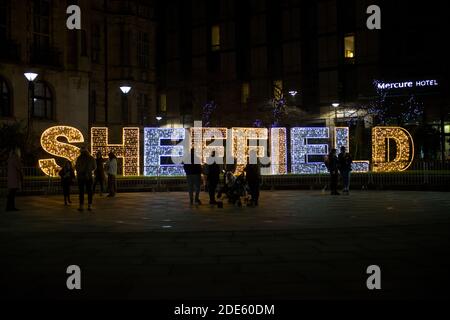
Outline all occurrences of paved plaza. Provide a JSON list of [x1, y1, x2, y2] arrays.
[[1, 190, 450, 299]]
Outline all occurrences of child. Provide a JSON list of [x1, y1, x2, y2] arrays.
[[59, 160, 75, 205]]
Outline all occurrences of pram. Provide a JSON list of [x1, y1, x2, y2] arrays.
[[219, 171, 248, 207]]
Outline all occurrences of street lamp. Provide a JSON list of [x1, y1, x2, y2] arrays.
[[332, 102, 340, 123], [289, 90, 298, 97], [119, 86, 132, 124], [24, 72, 38, 136]]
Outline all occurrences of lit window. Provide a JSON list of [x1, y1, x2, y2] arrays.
[[344, 34, 355, 59], [445, 125, 450, 134], [241, 82, 250, 104], [211, 25, 220, 51], [160, 94, 167, 113], [273, 80, 283, 100]]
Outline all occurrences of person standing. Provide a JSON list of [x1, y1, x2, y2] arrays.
[[75, 147, 97, 211], [93, 151, 106, 196], [325, 148, 340, 195], [5, 147, 23, 212], [338, 146, 353, 195], [183, 149, 202, 205], [245, 150, 261, 206], [106, 152, 118, 197], [206, 151, 221, 205], [59, 160, 75, 206]]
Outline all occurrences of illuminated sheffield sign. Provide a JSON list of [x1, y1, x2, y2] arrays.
[[377, 79, 439, 90], [39, 125, 415, 177]]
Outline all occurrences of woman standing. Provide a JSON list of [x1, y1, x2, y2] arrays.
[[106, 152, 118, 197], [59, 160, 75, 206], [5, 147, 23, 212], [93, 151, 106, 196]]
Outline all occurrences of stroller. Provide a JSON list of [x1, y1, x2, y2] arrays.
[[220, 171, 248, 207]]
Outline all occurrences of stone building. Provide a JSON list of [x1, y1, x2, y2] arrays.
[[0, 0, 157, 144]]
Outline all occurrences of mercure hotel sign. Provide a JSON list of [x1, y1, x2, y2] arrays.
[[377, 79, 439, 90]]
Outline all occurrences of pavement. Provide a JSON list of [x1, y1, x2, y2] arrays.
[[1, 190, 450, 300]]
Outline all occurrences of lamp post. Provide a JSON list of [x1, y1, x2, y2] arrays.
[[332, 103, 340, 124], [119, 86, 132, 124], [24, 72, 38, 137], [156, 116, 163, 127]]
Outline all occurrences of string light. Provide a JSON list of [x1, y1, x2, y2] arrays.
[[291, 127, 329, 174], [270, 128, 287, 175], [91, 127, 140, 176], [334, 127, 369, 173], [39, 126, 84, 177], [190, 127, 228, 163], [372, 127, 414, 172], [335, 127, 349, 151], [231, 128, 269, 175], [143, 128, 186, 176]]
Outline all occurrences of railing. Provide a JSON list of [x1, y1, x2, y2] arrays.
[[0, 162, 449, 195]]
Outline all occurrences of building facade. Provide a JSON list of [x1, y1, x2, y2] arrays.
[[1, 0, 449, 162], [156, 0, 450, 159], [0, 0, 157, 148]]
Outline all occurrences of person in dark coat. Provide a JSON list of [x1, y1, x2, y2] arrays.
[[93, 151, 106, 196], [5, 147, 23, 212], [325, 148, 340, 195], [183, 149, 202, 205], [338, 146, 353, 194], [244, 150, 261, 206], [206, 151, 221, 204], [59, 160, 75, 206], [75, 147, 97, 212]]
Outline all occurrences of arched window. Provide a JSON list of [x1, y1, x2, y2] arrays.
[[0, 77, 11, 117], [32, 81, 53, 120]]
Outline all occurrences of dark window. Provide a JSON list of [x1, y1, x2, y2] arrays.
[[91, 24, 101, 63], [0, 0, 9, 40], [33, 0, 51, 52], [89, 90, 97, 123], [137, 93, 149, 126], [0, 77, 11, 117], [137, 31, 150, 68], [120, 26, 130, 66], [32, 81, 53, 120], [80, 29, 87, 56]]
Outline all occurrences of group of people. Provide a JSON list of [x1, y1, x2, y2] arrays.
[[4, 145, 354, 212], [183, 149, 261, 207], [325, 146, 353, 195], [59, 148, 118, 211]]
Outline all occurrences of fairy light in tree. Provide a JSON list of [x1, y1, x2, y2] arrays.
[[143, 128, 186, 176], [372, 126, 414, 172], [231, 128, 269, 175], [91, 127, 140, 176], [270, 127, 287, 175], [291, 127, 329, 174], [39, 126, 84, 177]]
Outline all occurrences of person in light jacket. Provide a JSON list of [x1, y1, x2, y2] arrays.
[[5, 147, 23, 212], [106, 152, 118, 197]]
